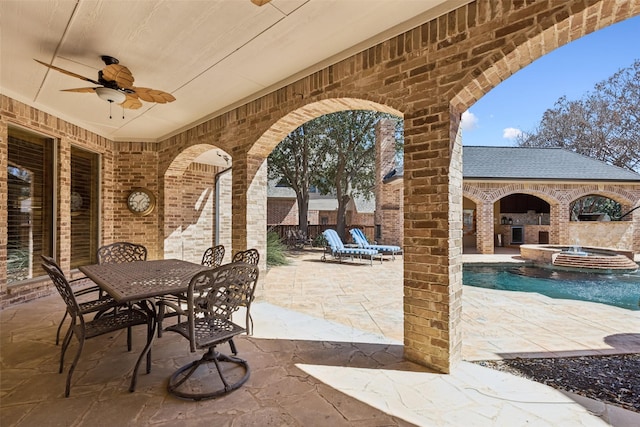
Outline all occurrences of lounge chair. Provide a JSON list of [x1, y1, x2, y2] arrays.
[[349, 228, 401, 260], [322, 229, 381, 265]]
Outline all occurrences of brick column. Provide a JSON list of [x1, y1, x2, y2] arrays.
[[476, 201, 495, 254], [57, 137, 72, 272], [402, 103, 463, 373], [233, 152, 267, 272], [632, 209, 640, 254], [375, 118, 402, 245], [551, 203, 570, 245]]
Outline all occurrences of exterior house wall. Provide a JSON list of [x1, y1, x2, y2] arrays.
[[267, 199, 298, 226], [3, 0, 639, 373]]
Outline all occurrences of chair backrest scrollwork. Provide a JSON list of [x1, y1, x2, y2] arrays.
[[201, 245, 225, 268], [97, 242, 147, 264], [231, 248, 259, 266]]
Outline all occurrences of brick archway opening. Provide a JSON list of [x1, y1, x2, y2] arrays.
[[164, 144, 232, 263]]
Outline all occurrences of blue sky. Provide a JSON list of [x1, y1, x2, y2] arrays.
[[461, 15, 640, 147]]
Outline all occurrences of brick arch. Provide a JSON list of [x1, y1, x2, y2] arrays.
[[451, 1, 639, 112], [486, 186, 560, 206], [163, 143, 232, 261], [565, 187, 639, 208], [239, 97, 403, 268], [248, 97, 403, 159], [153, 0, 640, 375]]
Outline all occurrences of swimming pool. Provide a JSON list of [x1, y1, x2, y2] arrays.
[[463, 265, 640, 311]]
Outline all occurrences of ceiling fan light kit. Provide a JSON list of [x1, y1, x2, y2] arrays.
[[95, 87, 126, 104]]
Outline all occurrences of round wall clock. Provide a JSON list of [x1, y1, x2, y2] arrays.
[[71, 191, 83, 212], [127, 188, 156, 216]]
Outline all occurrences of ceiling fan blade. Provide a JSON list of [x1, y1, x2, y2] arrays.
[[102, 64, 134, 89], [132, 87, 176, 103], [34, 59, 101, 85], [251, 0, 272, 5], [60, 87, 98, 93], [121, 94, 142, 110]]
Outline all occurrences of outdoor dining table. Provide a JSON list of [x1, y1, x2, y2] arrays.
[[79, 258, 211, 391]]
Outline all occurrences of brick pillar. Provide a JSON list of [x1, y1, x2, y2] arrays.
[[58, 137, 72, 272], [550, 203, 568, 245], [632, 209, 640, 254], [403, 103, 463, 373], [233, 152, 267, 272], [476, 201, 495, 254], [375, 118, 402, 245]]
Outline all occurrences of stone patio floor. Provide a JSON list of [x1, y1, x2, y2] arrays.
[[1, 248, 639, 426]]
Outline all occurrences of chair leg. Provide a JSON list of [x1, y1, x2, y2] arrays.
[[55, 311, 68, 345], [228, 339, 238, 355], [59, 324, 75, 373], [245, 312, 253, 336], [156, 301, 164, 338], [65, 334, 85, 397], [129, 314, 156, 392]]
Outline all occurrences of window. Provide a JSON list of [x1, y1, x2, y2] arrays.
[[7, 129, 54, 284], [71, 147, 100, 268]]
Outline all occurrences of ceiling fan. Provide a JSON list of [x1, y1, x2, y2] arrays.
[[251, 0, 272, 6], [34, 55, 175, 112]]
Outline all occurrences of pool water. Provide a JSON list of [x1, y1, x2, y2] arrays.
[[463, 265, 640, 311]]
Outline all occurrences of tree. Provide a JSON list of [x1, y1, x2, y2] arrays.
[[517, 59, 640, 172], [267, 121, 323, 235], [314, 110, 398, 238]]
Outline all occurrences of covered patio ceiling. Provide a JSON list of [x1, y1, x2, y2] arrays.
[[1, 0, 470, 143]]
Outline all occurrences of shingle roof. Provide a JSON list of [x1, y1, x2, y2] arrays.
[[267, 180, 374, 213], [463, 146, 640, 181]]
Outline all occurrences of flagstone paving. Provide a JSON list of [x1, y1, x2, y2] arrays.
[[1, 248, 638, 426]]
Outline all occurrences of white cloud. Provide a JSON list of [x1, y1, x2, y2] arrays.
[[461, 110, 479, 131], [502, 127, 522, 139]]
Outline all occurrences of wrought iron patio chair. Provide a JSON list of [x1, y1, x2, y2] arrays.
[[42, 263, 154, 397], [231, 248, 259, 336], [97, 242, 148, 264], [41, 255, 119, 346], [164, 262, 259, 400], [97, 242, 149, 344], [201, 244, 225, 268], [232, 248, 260, 265], [157, 245, 226, 335]]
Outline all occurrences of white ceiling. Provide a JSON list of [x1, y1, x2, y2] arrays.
[[1, 0, 468, 144]]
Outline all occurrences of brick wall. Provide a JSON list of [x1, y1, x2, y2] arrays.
[[267, 199, 298, 226], [375, 119, 404, 247]]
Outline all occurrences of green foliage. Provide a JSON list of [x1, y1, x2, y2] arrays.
[[268, 122, 326, 233], [570, 195, 622, 220], [267, 110, 403, 237], [517, 59, 640, 172], [266, 231, 289, 266], [313, 234, 327, 248]]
